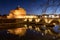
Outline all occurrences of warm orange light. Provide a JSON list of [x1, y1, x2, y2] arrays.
[[8, 27, 26, 36], [7, 7, 26, 18]]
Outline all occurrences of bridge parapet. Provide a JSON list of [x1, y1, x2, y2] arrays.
[[0, 18, 60, 24]]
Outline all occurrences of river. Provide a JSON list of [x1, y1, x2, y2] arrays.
[[0, 24, 60, 40]]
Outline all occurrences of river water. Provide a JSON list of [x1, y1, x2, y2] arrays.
[[0, 24, 60, 40]]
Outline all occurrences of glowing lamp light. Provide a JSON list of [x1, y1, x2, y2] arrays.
[[44, 16, 47, 18]]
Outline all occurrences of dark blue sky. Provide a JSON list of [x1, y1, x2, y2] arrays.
[[0, 0, 60, 15]]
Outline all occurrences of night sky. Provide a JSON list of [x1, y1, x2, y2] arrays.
[[0, 0, 60, 15]]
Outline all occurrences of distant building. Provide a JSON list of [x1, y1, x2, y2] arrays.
[[41, 14, 60, 18]]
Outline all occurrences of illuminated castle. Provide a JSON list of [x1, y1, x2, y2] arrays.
[[7, 6, 37, 19], [7, 6, 26, 18]]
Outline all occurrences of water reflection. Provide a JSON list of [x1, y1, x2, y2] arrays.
[[7, 24, 60, 35], [8, 27, 26, 36], [53, 24, 60, 33], [0, 24, 60, 40]]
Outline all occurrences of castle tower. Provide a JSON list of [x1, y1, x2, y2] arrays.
[[7, 6, 26, 18]]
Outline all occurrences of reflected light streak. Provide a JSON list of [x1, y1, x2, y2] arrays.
[[8, 27, 26, 36]]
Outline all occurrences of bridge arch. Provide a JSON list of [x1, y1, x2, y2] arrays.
[[50, 19, 59, 24], [44, 19, 53, 23], [39, 19, 46, 24]]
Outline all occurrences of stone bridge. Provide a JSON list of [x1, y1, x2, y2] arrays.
[[0, 18, 60, 24], [0, 18, 60, 29], [23, 18, 60, 24]]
